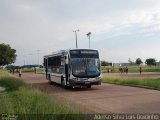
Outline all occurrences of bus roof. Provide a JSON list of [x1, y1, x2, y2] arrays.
[[44, 48, 98, 58]]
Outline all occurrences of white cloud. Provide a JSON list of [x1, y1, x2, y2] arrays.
[[1, 0, 160, 65]]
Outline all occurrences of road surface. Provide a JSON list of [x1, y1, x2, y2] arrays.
[[19, 72, 160, 113]]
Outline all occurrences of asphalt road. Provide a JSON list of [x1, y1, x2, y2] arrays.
[[20, 72, 160, 114]]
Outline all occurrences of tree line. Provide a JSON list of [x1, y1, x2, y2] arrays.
[[101, 58, 158, 66], [0, 43, 16, 66], [0, 43, 158, 67]]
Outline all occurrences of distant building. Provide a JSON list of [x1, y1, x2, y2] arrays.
[[112, 62, 137, 66], [112, 63, 121, 67], [156, 62, 160, 66]]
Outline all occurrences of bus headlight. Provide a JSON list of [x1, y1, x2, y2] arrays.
[[96, 77, 100, 81]]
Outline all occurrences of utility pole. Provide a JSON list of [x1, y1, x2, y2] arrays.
[[86, 32, 91, 48], [73, 30, 79, 48]]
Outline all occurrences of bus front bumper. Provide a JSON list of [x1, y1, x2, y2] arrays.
[[68, 77, 101, 87]]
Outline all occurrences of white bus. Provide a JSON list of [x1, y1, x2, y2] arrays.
[[43, 49, 101, 88]]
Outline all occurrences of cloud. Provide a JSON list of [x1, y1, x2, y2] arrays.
[[0, 0, 160, 65]]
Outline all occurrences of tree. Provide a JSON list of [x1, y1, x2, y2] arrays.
[[101, 61, 108, 66], [101, 61, 111, 66], [145, 58, 156, 66], [0, 43, 16, 66], [136, 58, 143, 65]]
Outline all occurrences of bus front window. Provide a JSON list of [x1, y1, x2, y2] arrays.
[[71, 58, 100, 78]]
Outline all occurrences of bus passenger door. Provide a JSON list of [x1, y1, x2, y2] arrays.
[[65, 64, 68, 83], [65, 56, 69, 84], [44, 58, 48, 79]]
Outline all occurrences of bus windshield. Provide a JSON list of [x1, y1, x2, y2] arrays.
[[70, 50, 100, 78]]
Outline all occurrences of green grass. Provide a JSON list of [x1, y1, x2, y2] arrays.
[[21, 68, 44, 74], [0, 71, 25, 91], [101, 65, 160, 73], [0, 70, 82, 120], [102, 77, 160, 90]]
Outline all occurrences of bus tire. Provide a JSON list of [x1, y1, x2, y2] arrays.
[[48, 74, 52, 85], [61, 76, 67, 89], [87, 85, 91, 88]]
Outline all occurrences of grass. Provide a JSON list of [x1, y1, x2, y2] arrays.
[[0, 71, 25, 91], [102, 77, 160, 90], [101, 65, 160, 73], [0, 70, 82, 120], [21, 68, 44, 74]]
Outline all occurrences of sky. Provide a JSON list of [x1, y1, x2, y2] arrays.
[[0, 0, 160, 65]]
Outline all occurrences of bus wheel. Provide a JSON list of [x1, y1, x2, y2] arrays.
[[48, 74, 52, 85], [87, 85, 91, 88]]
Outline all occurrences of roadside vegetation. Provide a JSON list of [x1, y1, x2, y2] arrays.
[[102, 77, 160, 90], [0, 70, 82, 120], [101, 65, 160, 73], [21, 68, 44, 74]]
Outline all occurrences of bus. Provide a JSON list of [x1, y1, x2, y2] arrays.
[[43, 49, 101, 88]]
